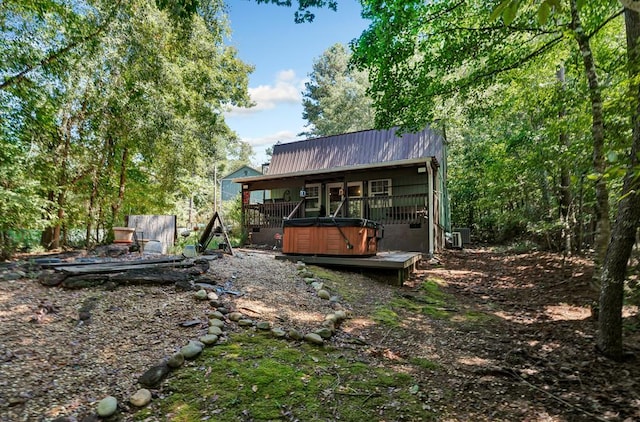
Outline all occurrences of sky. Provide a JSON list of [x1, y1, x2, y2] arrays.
[[223, 0, 370, 169]]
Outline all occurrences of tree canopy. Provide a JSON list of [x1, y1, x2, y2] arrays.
[[301, 43, 374, 137]]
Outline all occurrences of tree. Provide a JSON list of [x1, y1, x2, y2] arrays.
[[352, 0, 637, 359], [597, 5, 640, 361], [1, 0, 254, 250], [301, 43, 374, 137]]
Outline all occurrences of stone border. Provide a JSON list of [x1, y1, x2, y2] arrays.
[[93, 261, 351, 419]]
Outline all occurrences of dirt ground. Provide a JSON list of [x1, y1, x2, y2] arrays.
[[1, 247, 639, 421], [399, 248, 640, 421]]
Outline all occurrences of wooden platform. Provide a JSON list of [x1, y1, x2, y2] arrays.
[[276, 251, 423, 285]]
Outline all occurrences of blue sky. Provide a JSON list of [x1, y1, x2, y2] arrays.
[[224, 0, 369, 168]]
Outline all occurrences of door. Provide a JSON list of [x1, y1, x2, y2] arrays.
[[327, 183, 344, 216], [347, 182, 363, 218]]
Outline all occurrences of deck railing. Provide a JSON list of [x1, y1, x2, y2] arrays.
[[243, 193, 428, 229]]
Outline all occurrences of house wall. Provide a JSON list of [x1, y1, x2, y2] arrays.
[[380, 223, 429, 252], [221, 166, 266, 203]]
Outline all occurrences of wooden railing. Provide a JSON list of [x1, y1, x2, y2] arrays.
[[243, 193, 429, 228]]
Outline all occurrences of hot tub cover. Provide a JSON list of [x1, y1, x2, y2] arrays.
[[282, 217, 382, 229]]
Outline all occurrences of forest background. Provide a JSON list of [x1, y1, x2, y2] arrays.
[[1, 0, 640, 359]]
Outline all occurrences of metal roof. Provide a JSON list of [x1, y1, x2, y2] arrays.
[[267, 126, 443, 176]]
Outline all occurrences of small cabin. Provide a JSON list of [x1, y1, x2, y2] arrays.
[[234, 126, 450, 255]]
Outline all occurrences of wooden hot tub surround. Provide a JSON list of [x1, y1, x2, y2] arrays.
[[282, 217, 383, 256]]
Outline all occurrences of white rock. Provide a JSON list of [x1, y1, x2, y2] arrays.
[[129, 389, 152, 407]]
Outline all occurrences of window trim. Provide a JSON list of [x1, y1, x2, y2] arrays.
[[304, 183, 321, 211], [368, 179, 392, 208]]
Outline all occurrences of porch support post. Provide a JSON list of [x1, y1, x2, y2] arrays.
[[427, 163, 435, 257]]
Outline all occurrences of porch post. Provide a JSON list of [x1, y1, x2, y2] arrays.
[[427, 163, 435, 257]]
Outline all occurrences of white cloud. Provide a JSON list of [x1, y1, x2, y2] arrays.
[[225, 70, 305, 116], [242, 130, 299, 148]]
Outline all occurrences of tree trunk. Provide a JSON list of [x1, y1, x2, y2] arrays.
[[85, 139, 110, 247], [570, 0, 610, 286], [597, 6, 640, 361], [110, 147, 129, 224]]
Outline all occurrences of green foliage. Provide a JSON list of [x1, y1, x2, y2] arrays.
[[1, 0, 254, 252], [301, 43, 375, 137], [254, 0, 338, 23]]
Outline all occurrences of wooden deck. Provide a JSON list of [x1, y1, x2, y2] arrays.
[[275, 251, 423, 285]]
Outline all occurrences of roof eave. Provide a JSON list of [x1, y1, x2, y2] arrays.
[[233, 157, 434, 185]]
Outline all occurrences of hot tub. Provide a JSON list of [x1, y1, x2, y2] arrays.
[[282, 217, 383, 256]]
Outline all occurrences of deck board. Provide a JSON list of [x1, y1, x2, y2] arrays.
[[275, 251, 423, 285]]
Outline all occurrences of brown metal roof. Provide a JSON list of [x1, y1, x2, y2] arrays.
[[266, 126, 443, 176]]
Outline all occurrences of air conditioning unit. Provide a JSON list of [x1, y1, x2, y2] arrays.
[[451, 231, 463, 249]]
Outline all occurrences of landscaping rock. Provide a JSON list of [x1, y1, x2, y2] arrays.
[[325, 313, 338, 323], [209, 318, 224, 328], [96, 396, 118, 417], [334, 310, 347, 321], [317, 289, 331, 300], [138, 363, 170, 387], [207, 326, 223, 336], [199, 334, 219, 345], [129, 389, 152, 407], [311, 281, 324, 291], [166, 352, 185, 369], [228, 311, 243, 321], [304, 333, 324, 345], [314, 328, 333, 339], [180, 341, 204, 359], [194, 289, 208, 300], [3, 270, 25, 280], [304, 277, 316, 284], [322, 320, 336, 332], [207, 291, 219, 301], [288, 329, 303, 340], [271, 328, 286, 338], [209, 310, 224, 320], [238, 319, 254, 327], [256, 321, 271, 330]]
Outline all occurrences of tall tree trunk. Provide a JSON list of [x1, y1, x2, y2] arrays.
[[557, 65, 573, 254], [111, 147, 129, 223], [597, 6, 640, 361], [85, 139, 110, 247], [570, 0, 610, 286]]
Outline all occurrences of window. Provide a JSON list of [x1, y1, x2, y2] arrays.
[[305, 183, 321, 211], [368, 179, 392, 208]]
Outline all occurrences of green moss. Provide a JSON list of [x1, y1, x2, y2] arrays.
[[307, 265, 343, 283], [409, 357, 440, 370], [462, 310, 493, 323], [421, 304, 451, 319], [133, 332, 435, 421], [372, 306, 400, 327], [389, 297, 422, 312]]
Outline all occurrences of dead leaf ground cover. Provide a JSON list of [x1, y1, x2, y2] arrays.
[[1, 247, 639, 421]]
